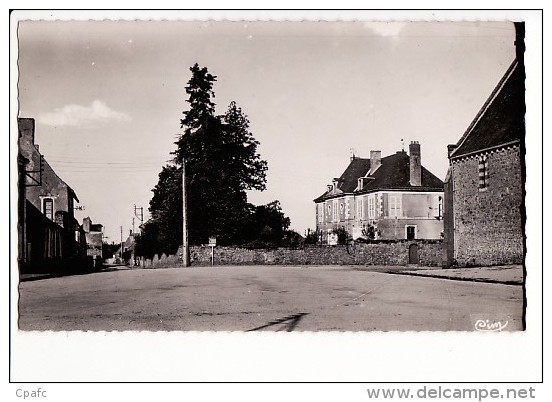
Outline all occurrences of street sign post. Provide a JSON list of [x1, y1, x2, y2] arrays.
[[208, 237, 216, 266]]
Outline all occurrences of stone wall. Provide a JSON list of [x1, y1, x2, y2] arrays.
[[141, 240, 444, 268], [451, 145, 523, 266]]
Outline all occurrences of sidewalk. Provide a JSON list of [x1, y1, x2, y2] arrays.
[[390, 265, 524, 285]]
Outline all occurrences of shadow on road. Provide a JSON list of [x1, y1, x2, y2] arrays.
[[247, 312, 308, 332], [19, 264, 129, 282]]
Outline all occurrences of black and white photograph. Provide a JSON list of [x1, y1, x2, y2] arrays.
[[9, 9, 543, 385]]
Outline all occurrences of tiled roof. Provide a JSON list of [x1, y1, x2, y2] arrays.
[[313, 158, 370, 202], [314, 151, 443, 202], [359, 151, 444, 193], [337, 157, 371, 193], [450, 60, 525, 159]]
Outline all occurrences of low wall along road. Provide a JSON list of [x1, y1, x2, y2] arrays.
[[142, 240, 444, 269]]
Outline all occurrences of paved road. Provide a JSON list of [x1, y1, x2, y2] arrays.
[[17, 265, 524, 331]]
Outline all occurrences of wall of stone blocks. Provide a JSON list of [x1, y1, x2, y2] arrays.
[[451, 146, 523, 266], [140, 240, 444, 268]]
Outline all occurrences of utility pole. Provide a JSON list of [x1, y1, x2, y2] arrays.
[[120, 226, 123, 262], [182, 158, 190, 267], [134, 205, 144, 233]]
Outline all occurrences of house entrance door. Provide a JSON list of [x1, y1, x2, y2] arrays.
[[408, 243, 419, 264]]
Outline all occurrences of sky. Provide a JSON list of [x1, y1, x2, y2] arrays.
[[16, 20, 516, 242]]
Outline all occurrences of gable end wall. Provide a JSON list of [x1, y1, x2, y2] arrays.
[[452, 145, 523, 266]]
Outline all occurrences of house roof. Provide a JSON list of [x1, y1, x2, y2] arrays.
[[359, 151, 444, 194], [314, 151, 443, 202], [450, 60, 525, 160], [337, 157, 372, 193], [124, 234, 136, 250], [90, 223, 103, 232], [313, 158, 370, 202]]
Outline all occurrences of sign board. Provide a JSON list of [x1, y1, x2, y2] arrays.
[[208, 237, 216, 266]]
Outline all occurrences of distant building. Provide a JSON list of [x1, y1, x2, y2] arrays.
[[83, 217, 103, 266], [122, 231, 138, 265], [18, 117, 86, 273], [443, 25, 525, 267], [314, 142, 444, 243]]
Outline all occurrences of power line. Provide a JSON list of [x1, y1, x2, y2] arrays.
[[53, 167, 163, 172], [48, 160, 164, 166], [44, 152, 166, 160]]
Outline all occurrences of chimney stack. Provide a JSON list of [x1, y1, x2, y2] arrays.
[[369, 150, 381, 175], [409, 141, 421, 186], [18, 118, 36, 152], [83, 217, 91, 233]]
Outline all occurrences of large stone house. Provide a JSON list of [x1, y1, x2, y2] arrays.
[[18, 117, 86, 273], [314, 142, 444, 244], [443, 26, 525, 267]]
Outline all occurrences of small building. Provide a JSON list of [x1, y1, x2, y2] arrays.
[[122, 231, 138, 265], [443, 25, 525, 267], [83, 217, 103, 266], [18, 117, 86, 273], [314, 142, 444, 243]]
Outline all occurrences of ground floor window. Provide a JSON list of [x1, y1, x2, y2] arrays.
[[406, 225, 416, 240]]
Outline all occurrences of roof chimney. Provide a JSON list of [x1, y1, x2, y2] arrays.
[[83, 217, 91, 233], [409, 141, 421, 186], [18, 118, 36, 148], [369, 150, 381, 175]]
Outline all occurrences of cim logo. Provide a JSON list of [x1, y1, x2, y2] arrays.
[[471, 314, 512, 332], [474, 319, 509, 332]]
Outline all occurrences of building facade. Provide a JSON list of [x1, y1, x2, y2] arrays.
[[314, 142, 444, 244], [18, 117, 86, 273], [443, 55, 525, 267]]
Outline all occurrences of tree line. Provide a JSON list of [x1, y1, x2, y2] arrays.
[[135, 64, 299, 259]]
